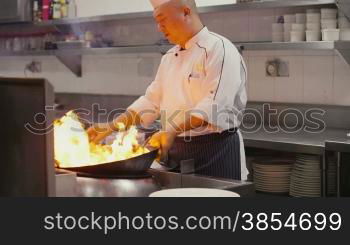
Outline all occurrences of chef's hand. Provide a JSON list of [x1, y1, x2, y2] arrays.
[[87, 123, 114, 144], [148, 131, 177, 163]]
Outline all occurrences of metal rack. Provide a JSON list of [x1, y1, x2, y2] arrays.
[[1, 41, 347, 56], [238, 41, 337, 50], [2, 0, 349, 76], [1, 41, 349, 76], [238, 41, 350, 66], [34, 0, 337, 26]]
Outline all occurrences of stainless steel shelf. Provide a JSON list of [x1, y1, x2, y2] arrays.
[[0, 45, 174, 77], [238, 41, 337, 50], [0, 50, 56, 56], [198, 0, 336, 13], [1, 41, 348, 76], [240, 41, 350, 67], [35, 0, 336, 26], [64, 45, 173, 55], [0, 41, 346, 57], [0, 45, 173, 57]]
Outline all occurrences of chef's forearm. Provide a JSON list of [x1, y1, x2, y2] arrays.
[[170, 115, 209, 136], [109, 109, 141, 131]]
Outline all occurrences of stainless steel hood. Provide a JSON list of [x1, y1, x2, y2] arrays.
[[0, 0, 32, 23]]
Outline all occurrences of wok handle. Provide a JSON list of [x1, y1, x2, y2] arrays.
[[141, 135, 152, 148]]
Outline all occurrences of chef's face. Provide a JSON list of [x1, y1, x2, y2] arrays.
[[153, 3, 188, 45]]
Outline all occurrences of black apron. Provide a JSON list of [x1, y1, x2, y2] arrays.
[[164, 129, 241, 180]]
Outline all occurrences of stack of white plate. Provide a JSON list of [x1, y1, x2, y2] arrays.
[[327, 157, 337, 196], [253, 159, 294, 194], [290, 154, 321, 197]]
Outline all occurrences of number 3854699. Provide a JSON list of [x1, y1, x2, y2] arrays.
[[241, 213, 342, 231]]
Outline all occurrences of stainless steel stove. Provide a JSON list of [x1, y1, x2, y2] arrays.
[[56, 167, 255, 197]]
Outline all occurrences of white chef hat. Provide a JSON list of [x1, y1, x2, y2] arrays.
[[149, 0, 171, 8]]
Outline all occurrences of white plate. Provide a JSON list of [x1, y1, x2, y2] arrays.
[[254, 164, 293, 169], [290, 184, 320, 192], [293, 173, 321, 178], [149, 188, 240, 197], [290, 189, 321, 195], [291, 178, 320, 185], [256, 182, 290, 187], [254, 180, 291, 185], [255, 181, 290, 186], [290, 183, 320, 190], [256, 188, 289, 193], [254, 174, 291, 179]]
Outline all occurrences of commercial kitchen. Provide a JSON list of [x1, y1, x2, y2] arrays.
[[1, 0, 350, 198]]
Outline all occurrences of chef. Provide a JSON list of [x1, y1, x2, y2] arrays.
[[88, 0, 248, 180]]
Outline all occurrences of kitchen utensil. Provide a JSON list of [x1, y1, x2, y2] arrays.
[[296, 13, 306, 24], [291, 31, 306, 42], [141, 135, 153, 148], [272, 23, 283, 32], [306, 30, 321, 41], [284, 23, 293, 31], [60, 147, 159, 176], [272, 32, 284, 42], [322, 29, 340, 41], [284, 14, 296, 23], [292, 23, 306, 31], [307, 13, 321, 23], [307, 22, 321, 31], [283, 23, 293, 42], [321, 8, 338, 20], [284, 31, 291, 42]]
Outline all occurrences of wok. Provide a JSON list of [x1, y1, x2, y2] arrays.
[[59, 147, 159, 177]]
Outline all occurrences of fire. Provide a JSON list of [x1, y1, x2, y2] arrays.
[[54, 111, 149, 168]]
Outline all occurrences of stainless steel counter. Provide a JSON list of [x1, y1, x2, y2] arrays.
[[56, 168, 255, 197], [242, 127, 350, 155]]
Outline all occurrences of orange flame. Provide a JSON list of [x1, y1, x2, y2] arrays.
[[54, 111, 149, 168]]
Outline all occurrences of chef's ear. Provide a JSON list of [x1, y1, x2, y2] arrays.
[[183, 6, 191, 16]]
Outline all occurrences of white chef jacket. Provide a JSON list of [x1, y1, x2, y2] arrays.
[[128, 27, 248, 180]]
